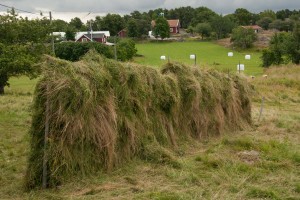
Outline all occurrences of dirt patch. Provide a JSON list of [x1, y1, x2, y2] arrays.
[[237, 150, 260, 164]]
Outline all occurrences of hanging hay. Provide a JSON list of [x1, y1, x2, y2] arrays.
[[25, 51, 252, 189]]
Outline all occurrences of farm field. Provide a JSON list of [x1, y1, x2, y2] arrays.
[[135, 41, 263, 76], [0, 64, 300, 199]]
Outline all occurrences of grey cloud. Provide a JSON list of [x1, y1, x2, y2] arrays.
[[1, 0, 299, 15]]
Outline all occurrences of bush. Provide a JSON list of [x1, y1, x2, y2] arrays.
[[116, 39, 137, 61], [55, 40, 137, 62], [261, 49, 276, 67], [55, 42, 113, 61], [231, 27, 257, 49]]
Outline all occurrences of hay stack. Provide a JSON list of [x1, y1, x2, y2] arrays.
[[25, 51, 252, 188]]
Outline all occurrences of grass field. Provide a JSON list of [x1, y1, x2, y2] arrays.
[[135, 41, 263, 76], [0, 61, 300, 198]]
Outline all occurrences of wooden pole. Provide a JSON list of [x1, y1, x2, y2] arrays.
[[258, 96, 264, 121], [42, 11, 54, 189], [42, 84, 50, 189]]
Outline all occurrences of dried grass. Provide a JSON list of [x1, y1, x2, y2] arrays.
[[25, 51, 252, 189]]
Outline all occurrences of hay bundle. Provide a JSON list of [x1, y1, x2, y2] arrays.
[[25, 51, 252, 188]]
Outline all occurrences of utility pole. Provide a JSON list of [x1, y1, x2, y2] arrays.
[[90, 21, 93, 41]]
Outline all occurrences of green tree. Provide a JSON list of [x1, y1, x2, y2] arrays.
[[210, 15, 235, 40], [127, 19, 138, 38], [257, 17, 273, 30], [259, 10, 276, 20], [0, 43, 40, 94], [116, 39, 137, 61], [269, 19, 292, 31], [234, 8, 253, 25], [153, 17, 170, 40], [285, 22, 300, 64], [69, 17, 85, 31], [190, 7, 217, 26], [0, 12, 50, 94], [195, 23, 212, 40], [260, 32, 289, 67], [65, 28, 76, 41], [101, 14, 125, 36], [52, 19, 69, 32], [230, 27, 257, 49]]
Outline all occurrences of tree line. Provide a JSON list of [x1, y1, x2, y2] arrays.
[[50, 7, 300, 40], [1, 7, 300, 94]]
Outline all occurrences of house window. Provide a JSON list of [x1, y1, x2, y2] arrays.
[[82, 38, 87, 42], [170, 28, 173, 32]]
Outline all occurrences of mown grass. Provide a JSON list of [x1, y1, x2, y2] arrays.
[[135, 41, 263, 76], [0, 65, 299, 199]]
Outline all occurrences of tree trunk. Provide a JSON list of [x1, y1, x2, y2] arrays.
[[0, 84, 4, 95]]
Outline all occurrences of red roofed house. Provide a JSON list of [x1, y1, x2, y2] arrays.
[[242, 25, 263, 33], [151, 19, 180, 34], [76, 33, 107, 43]]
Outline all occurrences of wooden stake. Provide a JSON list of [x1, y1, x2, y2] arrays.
[[258, 96, 264, 121]]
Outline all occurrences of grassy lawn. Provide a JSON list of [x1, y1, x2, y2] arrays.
[[135, 41, 263, 76], [0, 66, 299, 198]]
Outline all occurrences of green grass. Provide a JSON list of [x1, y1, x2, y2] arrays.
[[0, 66, 299, 199], [135, 41, 263, 76]]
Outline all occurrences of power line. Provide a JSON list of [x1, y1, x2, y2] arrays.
[[0, 3, 39, 15], [0, 3, 54, 18]]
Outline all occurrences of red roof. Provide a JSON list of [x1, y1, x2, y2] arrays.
[[151, 19, 180, 28]]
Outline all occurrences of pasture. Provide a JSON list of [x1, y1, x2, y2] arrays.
[[135, 41, 263, 76], [0, 50, 299, 199]]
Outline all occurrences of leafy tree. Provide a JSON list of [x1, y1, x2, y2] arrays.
[[285, 22, 300, 64], [153, 17, 170, 40], [210, 15, 235, 40], [230, 27, 257, 49], [116, 39, 137, 61], [257, 17, 273, 30], [0, 12, 51, 94], [259, 10, 276, 20], [276, 9, 293, 20], [65, 28, 76, 41], [101, 14, 125, 36], [0, 43, 42, 94], [195, 23, 212, 40], [69, 17, 85, 31], [234, 8, 253, 25], [130, 10, 143, 19], [269, 19, 292, 31], [190, 7, 217, 26], [187, 25, 195, 35], [260, 32, 291, 67], [92, 16, 103, 31], [52, 19, 69, 32], [261, 49, 277, 67], [168, 6, 195, 28], [127, 19, 138, 38]]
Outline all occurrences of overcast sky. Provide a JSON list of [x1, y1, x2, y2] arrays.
[[0, 0, 299, 22]]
